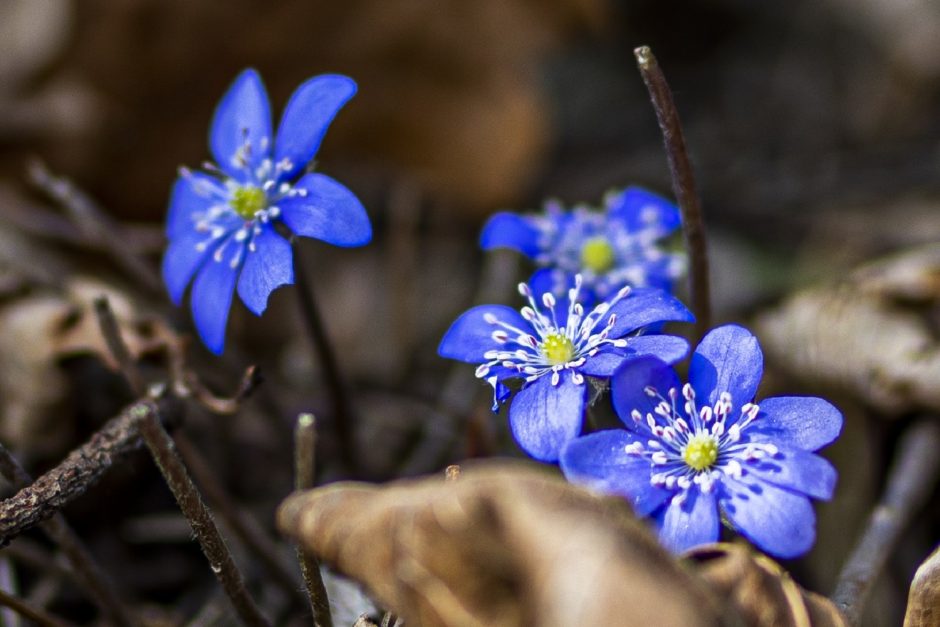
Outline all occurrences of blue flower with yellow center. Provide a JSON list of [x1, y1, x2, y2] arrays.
[[480, 188, 686, 304], [438, 275, 694, 462], [162, 69, 371, 353], [560, 324, 843, 558]]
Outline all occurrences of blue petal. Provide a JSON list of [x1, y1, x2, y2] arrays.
[[748, 396, 843, 451], [655, 488, 719, 554], [509, 373, 585, 462], [718, 476, 816, 559], [603, 288, 694, 338], [689, 324, 763, 410], [610, 357, 681, 429], [625, 334, 689, 364], [274, 74, 357, 181], [210, 69, 272, 181], [438, 305, 529, 364], [479, 213, 542, 257], [162, 230, 217, 305], [740, 447, 837, 500], [560, 430, 672, 516], [236, 224, 294, 315], [166, 172, 225, 238], [607, 187, 680, 235], [279, 173, 371, 246], [579, 352, 628, 377], [190, 252, 241, 354]]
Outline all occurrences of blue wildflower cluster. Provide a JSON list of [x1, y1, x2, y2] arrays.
[[162, 69, 371, 354], [161, 68, 842, 561], [560, 325, 841, 558], [480, 188, 686, 304], [440, 189, 842, 559]]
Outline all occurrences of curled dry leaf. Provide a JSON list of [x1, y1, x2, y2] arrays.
[[0, 276, 160, 455], [903, 544, 940, 627], [757, 245, 940, 415], [278, 461, 728, 627], [686, 544, 848, 627]]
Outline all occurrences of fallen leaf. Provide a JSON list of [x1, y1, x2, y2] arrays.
[[903, 544, 940, 627], [756, 245, 940, 415], [277, 461, 728, 627], [686, 544, 848, 627]]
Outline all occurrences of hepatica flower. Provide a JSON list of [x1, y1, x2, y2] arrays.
[[480, 187, 685, 302], [560, 325, 842, 558], [162, 69, 371, 353], [438, 275, 693, 461]]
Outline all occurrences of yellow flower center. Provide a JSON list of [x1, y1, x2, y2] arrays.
[[580, 237, 616, 273], [541, 333, 575, 365], [682, 433, 719, 471], [230, 185, 267, 219]]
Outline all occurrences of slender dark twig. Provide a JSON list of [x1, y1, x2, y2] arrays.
[[0, 589, 73, 627], [0, 443, 138, 627], [91, 301, 294, 610], [831, 420, 940, 625], [634, 46, 711, 340], [399, 249, 519, 476], [0, 400, 165, 544], [294, 413, 333, 627], [173, 432, 305, 609], [135, 408, 272, 627], [292, 244, 357, 476], [93, 296, 144, 393], [27, 160, 163, 293]]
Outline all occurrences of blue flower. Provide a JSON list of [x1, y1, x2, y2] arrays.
[[560, 324, 842, 558], [438, 275, 694, 462], [162, 69, 371, 353], [480, 187, 685, 303]]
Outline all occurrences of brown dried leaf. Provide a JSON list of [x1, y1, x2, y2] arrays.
[[0, 277, 161, 454], [277, 461, 728, 627], [903, 544, 940, 627], [756, 245, 940, 415], [686, 544, 848, 627]]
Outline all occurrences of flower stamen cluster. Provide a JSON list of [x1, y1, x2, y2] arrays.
[[474, 275, 631, 389], [623, 384, 774, 506]]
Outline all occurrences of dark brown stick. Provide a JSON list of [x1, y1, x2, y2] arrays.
[[634, 46, 711, 340], [173, 432, 304, 608], [136, 410, 271, 627], [0, 443, 138, 627], [831, 420, 940, 625], [0, 589, 73, 627], [93, 296, 144, 393], [293, 244, 357, 476], [27, 160, 163, 293], [294, 413, 333, 627], [0, 401, 159, 544]]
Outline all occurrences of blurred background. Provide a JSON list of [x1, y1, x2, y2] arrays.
[[0, 0, 939, 625]]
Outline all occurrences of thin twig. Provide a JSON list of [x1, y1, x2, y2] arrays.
[[27, 160, 163, 293], [0, 443, 139, 627], [0, 589, 73, 627], [294, 413, 333, 627], [293, 244, 357, 476], [634, 46, 711, 340], [831, 420, 940, 625], [173, 432, 305, 609], [94, 296, 144, 393], [399, 249, 518, 476], [0, 400, 168, 544], [92, 300, 293, 611], [135, 408, 272, 627]]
